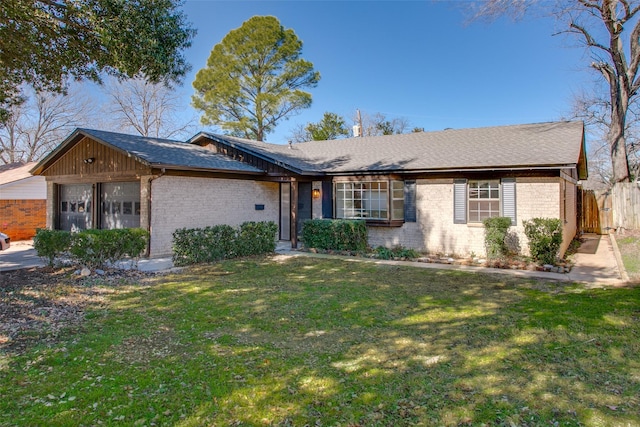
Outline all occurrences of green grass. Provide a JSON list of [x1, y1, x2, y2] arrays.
[[616, 234, 640, 280], [1, 257, 639, 426]]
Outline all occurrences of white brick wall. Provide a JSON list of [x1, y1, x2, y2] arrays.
[[149, 176, 280, 256], [368, 177, 575, 258]]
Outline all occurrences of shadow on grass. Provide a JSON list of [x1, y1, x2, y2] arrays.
[[2, 257, 639, 426]]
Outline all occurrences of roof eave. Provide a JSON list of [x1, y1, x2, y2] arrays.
[[195, 133, 308, 175], [0, 175, 44, 188]]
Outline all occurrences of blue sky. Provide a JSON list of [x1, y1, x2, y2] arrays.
[[177, 1, 593, 144]]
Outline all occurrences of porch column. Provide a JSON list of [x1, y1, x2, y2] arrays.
[[140, 175, 153, 257], [46, 180, 57, 230], [290, 179, 298, 248]]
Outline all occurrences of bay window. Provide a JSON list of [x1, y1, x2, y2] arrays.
[[335, 180, 408, 222]]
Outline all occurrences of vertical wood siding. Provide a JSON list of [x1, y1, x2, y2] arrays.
[[42, 137, 150, 177]]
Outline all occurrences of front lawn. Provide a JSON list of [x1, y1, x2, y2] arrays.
[[616, 231, 640, 281], [1, 257, 638, 426]]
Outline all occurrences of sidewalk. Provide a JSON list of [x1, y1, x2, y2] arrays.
[[1, 235, 628, 285], [566, 233, 626, 285]]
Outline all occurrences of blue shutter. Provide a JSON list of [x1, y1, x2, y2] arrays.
[[404, 180, 416, 222], [453, 179, 467, 224], [321, 181, 333, 218], [501, 178, 517, 225]]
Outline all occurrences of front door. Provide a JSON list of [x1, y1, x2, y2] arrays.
[[297, 182, 312, 237]]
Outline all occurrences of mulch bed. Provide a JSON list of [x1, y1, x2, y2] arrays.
[[0, 267, 158, 356]]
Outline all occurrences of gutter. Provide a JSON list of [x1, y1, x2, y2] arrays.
[[323, 164, 579, 176]]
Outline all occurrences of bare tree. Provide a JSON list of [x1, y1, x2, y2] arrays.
[[0, 86, 94, 164], [103, 76, 197, 139], [570, 87, 640, 185], [355, 111, 412, 136], [472, 0, 638, 183]]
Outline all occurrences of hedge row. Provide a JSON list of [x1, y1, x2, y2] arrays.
[[300, 219, 368, 252], [33, 228, 149, 269], [172, 221, 278, 266]]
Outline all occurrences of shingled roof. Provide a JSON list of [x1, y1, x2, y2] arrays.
[[32, 128, 264, 175], [0, 162, 39, 186], [193, 121, 586, 177]]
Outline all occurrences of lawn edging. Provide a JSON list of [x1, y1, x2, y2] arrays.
[[610, 233, 630, 282]]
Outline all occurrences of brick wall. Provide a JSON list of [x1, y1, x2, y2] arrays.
[[148, 176, 280, 256], [368, 177, 575, 258], [0, 199, 46, 240]]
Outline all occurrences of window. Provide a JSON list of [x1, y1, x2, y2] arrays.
[[453, 178, 516, 225], [468, 180, 500, 222], [336, 181, 387, 219], [335, 180, 406, 221], [391, 181, 405, 220]]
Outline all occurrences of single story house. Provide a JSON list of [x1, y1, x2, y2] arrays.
[[0, 162, 47, 240], [31, 121, 587, 258]]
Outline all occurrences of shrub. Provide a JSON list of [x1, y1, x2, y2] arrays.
[[33, 229, 71, 266], [236, 221, 278, 256], [301, 219, 368, 252], [483, 217, 513, 259], [523, 218, 563, 265], [172, 221, 278, 266], [375, 246, 394, 260], [375, 245, 420, 260], [172, 225, 236, 266], [69, 228, 149, 269]]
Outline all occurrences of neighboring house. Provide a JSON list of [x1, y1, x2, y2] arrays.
[[0, 162, 47, 240], [31, 121, 587, 258]]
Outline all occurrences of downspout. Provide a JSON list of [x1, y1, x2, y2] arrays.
[[145, 168, 166, 257]]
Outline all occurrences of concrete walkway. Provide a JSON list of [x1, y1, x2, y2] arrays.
[[0, 235, 629, 285]]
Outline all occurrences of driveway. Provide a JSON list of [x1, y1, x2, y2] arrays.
[[0, 241, 44, 272], [0, 240, 174, 273]]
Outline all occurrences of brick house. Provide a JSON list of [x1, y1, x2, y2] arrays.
[[0, 162, 47, 240], [31, 121, 587, 258]]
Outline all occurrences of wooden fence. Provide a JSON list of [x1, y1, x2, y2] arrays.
[[612, 182, 640, 230], [579, 183, 640, 234]]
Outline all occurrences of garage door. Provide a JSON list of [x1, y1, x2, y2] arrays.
[[101, 182, 141, 229], [59, 184, 93, 231]]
